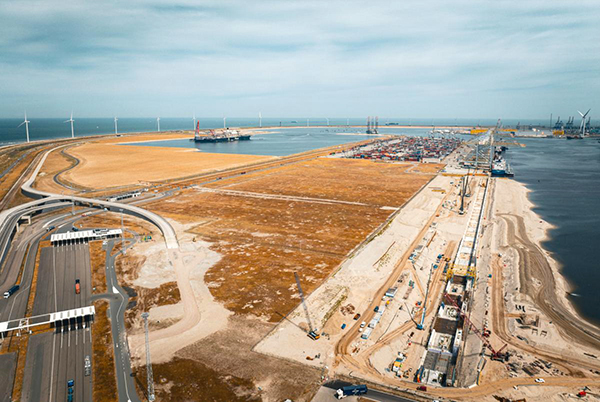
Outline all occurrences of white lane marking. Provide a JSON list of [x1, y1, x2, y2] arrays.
[[49, 334, 57, 402], [68, 330, 70, 348], [60, 331, 63, 349], [52, 247, 58, 311], [112, 286, 119, 294]]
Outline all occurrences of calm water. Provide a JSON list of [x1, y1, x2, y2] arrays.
[[0, 117, 553, 146], [505, 137, 600, 326], [122, 127, 446, 156]]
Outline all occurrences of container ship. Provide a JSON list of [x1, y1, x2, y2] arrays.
[[193, 122, 251, 143]]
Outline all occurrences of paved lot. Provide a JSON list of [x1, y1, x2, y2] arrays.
[[0, 353, 17, 402], [21, 329, 93, 402], [32, 243, 92, 316]]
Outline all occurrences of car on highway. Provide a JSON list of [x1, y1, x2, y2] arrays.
[[67, 379, 74, 387], [535, 378, 545, 383], [85, 355, 91, 376], [75, 279, 81, 294]]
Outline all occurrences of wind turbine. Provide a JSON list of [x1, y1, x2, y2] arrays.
[[64, 112, 75, 138], [259, 112, 262, 128], [156, 117, 160, 132], [114, 116, 118, 134], [192, 114, 196, 130], [578, 109, 591, 136], [18, 111, 30, 143], [326, 117, 330, 126], [223, 117, 227, 129]]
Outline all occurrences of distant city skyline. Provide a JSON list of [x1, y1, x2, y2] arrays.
[[1, 1, 599, 119]]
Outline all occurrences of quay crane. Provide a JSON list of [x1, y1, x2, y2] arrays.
[[294, 272, 320, 340], [443, 293, 509, 361]]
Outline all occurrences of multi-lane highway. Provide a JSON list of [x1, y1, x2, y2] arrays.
[[20, 241, 94, 402]]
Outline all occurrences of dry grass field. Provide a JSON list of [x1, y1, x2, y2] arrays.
[[33, 149, 76, 193], [148, 157, 437, 322], [62, 142, 274, 189]]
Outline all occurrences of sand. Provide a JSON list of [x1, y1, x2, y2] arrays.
[[62, 142, 274, 189]]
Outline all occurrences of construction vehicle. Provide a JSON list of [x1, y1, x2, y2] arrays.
[[294, 272, 320, 340], [444, 293, 509, 361]]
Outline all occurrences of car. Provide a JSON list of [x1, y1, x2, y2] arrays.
[[360, 321, 366, 328], [535, 378, 545, 383], [67, 379, 74, 387], [374, 306, 379, 313], [353, 313, 361, 320], [416, 385, 427, 391]]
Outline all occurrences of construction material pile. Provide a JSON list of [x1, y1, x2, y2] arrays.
[[343, 136, 461, 162]]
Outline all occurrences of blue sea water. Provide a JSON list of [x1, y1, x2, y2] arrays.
[[122, 127, 446, 156], [0, 117, 552, 147], [505, 137, 600, 326]]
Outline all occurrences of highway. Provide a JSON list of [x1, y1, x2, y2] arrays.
[[319, 381, 422, 402], [21, 241, 94, 402], [93, 239, 142, 402]]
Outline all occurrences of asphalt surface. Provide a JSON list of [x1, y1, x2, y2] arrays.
[[21, 242, 94, 402], [98, 239, 142, 402], [323, 381, 422, 402], [0, 352, 17, 402], [32, 243, 92, 316]]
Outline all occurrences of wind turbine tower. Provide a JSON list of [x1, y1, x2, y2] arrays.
[[326, 117, 330, 126], [259, 112, 262, 128], [193, 114, 196, 130], [156, 117, 160, 132], [18, 111, 31, 143], [114, 116, 118, 134], [223, 117, 227, 129], [64, 112, 75, 138], [579, 109, 591, 136]]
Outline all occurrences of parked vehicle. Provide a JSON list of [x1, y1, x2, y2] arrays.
[[535, 378, 545, 383], [3, 285, 19, 299], [417, 385, 428, 391]]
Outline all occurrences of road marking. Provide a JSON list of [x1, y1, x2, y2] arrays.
[[112, 286, 119, 294], [49, 334, 57, 402], [52, 247, 58, 311], [60, 331, 63, 349], [68, 330, 70, 348]]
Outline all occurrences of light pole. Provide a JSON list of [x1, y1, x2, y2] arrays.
[[120, 209, 125, 254]]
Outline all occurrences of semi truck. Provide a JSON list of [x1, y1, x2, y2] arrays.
[[335, 384, 367, 399], [3, 285, 19, 299]]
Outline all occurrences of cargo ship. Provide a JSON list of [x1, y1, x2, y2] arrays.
[[193, 122, 251, 143], [491, 159, 514, 177]]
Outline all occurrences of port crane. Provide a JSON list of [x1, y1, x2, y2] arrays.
[[443, 293, 509, 361], [294, 272, 320, 340]]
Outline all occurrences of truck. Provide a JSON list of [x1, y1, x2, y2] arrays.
[[3, 285, 19, 299], [75, 279, 81, 295], [335, 384, 367, 399]]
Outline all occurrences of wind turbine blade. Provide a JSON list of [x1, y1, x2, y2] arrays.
[[578, 110, 584, 117], [64, 120, 70, 123], [584, 108, 591, 117], [17, 121, 25, 128]]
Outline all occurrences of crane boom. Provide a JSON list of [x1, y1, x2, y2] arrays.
[[294, 272, 319, 340], [443, 293, 508, 361]]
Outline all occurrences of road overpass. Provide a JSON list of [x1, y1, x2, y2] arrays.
[[19, 146, 179, 249]]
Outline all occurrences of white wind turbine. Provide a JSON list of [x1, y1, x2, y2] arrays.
[[64, 112, 75, 138], [578, 109, 591, 136], [223, 117, 227, 129], [114, 116, 118, 134], [18, 111, 31, 143], [259, 112, 262, 128], [156, 117, 160, 132], [326, 117, 330, 126], [192, 114, 196, 130]]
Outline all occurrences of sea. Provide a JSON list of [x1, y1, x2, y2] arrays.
[[0, 117, 550, 147], [505, 137, 600, 326]]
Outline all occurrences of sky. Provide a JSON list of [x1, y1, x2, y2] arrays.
[[1, 0, 599, 119]]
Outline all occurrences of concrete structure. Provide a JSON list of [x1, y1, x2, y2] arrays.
[[0, 306, 95, 337], [50, 228, 122, 246]]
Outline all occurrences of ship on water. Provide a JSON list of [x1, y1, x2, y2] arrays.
[[193, 121, 251, 143], [491, 158, 514, 177]]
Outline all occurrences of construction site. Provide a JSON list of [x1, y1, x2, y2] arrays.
[[1, 125, 599, 402]]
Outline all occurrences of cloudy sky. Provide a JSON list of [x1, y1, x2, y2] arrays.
[[1, 0, 599, 119]]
